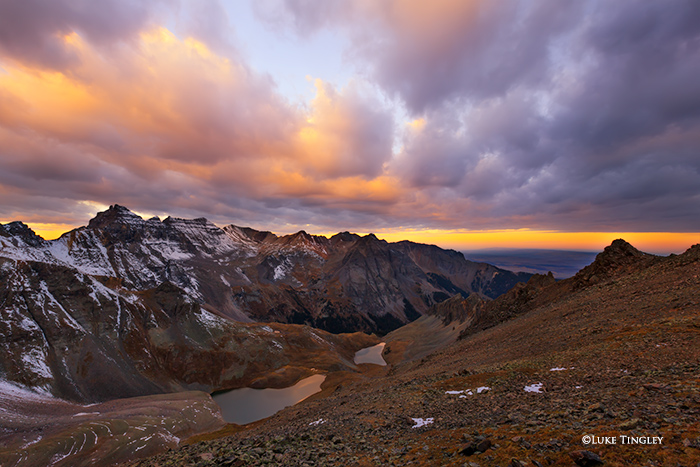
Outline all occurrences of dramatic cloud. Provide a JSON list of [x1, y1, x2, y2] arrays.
[[0, 20, 397, 231], [1, 0, 699, 243], [263, 0, 700, 232], [0, 0, 172, 70]]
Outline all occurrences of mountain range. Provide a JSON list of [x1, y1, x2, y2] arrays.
[[1, 204, 530, 335], [0, 204, 530, 461]]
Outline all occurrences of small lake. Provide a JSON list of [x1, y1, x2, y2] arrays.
[[354, 342, 387, 366], [212, 374, 326, 425]]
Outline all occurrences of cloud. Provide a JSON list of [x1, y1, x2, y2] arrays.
[[0, 0, 172, 70], [1, 0, 699, 237], [0, 20, 399, 232], [265, 0, 700, 231], [293, 79, 394, 178], [257, 0, 581, 113]]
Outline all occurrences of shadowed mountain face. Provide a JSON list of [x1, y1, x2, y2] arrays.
[[0, 253, 377, 402]]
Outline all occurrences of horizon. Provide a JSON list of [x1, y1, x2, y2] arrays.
[[1, 1, 699, 253], [3, 204, 695, 256]]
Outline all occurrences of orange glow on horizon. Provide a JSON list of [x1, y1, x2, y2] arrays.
[[4, 219, 697, 255], [11, 223, 79, 240], [370, 230, 699, 254]]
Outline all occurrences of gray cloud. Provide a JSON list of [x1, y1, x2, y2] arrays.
[[378, 0, 700, 231], [0, 0, 171, 70]]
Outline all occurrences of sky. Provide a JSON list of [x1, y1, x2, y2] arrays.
[[0, 0, 699, 253]]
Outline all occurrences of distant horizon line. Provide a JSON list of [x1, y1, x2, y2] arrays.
[[2, 207, 696, 257]]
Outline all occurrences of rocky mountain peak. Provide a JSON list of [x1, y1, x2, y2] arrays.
[[574, 238, 656, 287], [681, 243, 700, 260], [287, 230, 312, 243], [223, 225, 278, 244], [590, 239, 652, 270], [0, 221, 46, 246], [330, 231, 361, 244], [87, 204, 145, 230]]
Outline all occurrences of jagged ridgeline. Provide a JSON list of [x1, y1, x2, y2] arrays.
[[0, 205, 530, 400], [0, 204, 530, 335]]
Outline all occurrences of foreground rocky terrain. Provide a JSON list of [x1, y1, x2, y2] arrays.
[[129, 240, 700, 467]]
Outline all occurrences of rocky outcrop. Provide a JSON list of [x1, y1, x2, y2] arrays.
[[573, 238, 657, 288]]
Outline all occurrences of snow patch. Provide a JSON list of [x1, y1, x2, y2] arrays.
[[273, 263, 289, 280], [411, 418, 434, 428], [15, 313, 41, 333], [145, 239, 194, 261], [0, 379, 55, 400], [21, 347, 53, 379], [445, 386, 489, 396], [21, 435, 43, 449], [309, 418, 325, 426], [524, 383, 544, 393], [271, 340, 283, 351], [309, 331, 327, 346], [38, 281, 85, 332], [196, 309, 227, 330]]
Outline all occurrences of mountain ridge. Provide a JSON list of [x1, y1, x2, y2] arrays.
[[1, 204, 532, 335]]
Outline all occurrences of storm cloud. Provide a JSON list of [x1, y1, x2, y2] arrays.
[[1, 0, 699, 239]]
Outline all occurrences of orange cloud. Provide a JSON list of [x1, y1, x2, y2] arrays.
[[0, 27, 405, 228], [294, 79, 393, 179]]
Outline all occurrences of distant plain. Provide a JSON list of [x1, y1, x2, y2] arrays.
[[463, 249, 598, 279]]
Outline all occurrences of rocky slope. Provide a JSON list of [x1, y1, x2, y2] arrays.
[[0, 250, 378, 403], [129, 240, 700, 467], [0, 385, 226, 467]]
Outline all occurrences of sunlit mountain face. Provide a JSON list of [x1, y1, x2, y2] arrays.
[[1, 0, 699, 253]]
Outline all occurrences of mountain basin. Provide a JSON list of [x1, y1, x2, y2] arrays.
[[212, 374, 326, 425], [354, 342, 387, 366]]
